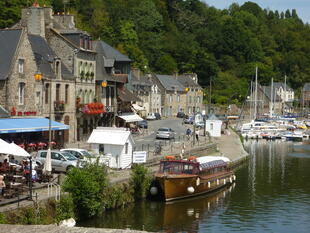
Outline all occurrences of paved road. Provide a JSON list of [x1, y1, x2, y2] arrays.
[[133, 117, 192, 150]]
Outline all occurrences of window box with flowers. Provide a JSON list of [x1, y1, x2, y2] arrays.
[[85, 72, 90, 81], [90, 72, 94, 81], [80, 71, 85, 79]]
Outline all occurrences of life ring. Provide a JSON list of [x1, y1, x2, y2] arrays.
[[165, 155, 175, 160], [188, 156, 197, 161]]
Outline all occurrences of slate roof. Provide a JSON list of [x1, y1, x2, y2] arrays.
[[93, 41, 131, 63], [155, 74, 185, 92], [94, 41, 116, 82], [303, 83, 310, 91], [273, 82, 293, 91], [131, 73, 152, 86], [177, 74, 200, 88], [28, 34, 72, 80], [261, 86, 282, 102], [118, 87, 141, 102], [0, 29, 22, 80]]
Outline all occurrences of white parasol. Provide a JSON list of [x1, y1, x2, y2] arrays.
[[0, 138, 13, 155], [9, 142, 31, 157], [43, 148, 52, 174]]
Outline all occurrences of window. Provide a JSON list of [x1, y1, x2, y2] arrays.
[[189, 96, 192, 103], [18, 82, 25, 105], [65, 85, 69, 104], [56, 84, 60, 101], [45, 84, 49, 104], [169, 94, 173, 103], [197, 96, 200, 103], [210, 123, 214, 130], [125, 143, 128, 154], [177, 95, 180, 102], [99, 144, 104, 154], [55, 61, 61, 79], [18, 59, 24, 73], [36, 91, 41, 105], [51, 152, 62, 160]]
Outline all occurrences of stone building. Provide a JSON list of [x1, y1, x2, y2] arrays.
[[177, 73, 203, 115], [151, 73, 203, 117], [44, 12, 97, 141], [94, 40, 139, 127], [152, 74, 187, 117], [302, 83, 310, 108], [127, 69, 152, 117], [0, 25, 74, 143]]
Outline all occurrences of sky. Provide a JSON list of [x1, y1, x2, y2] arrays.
[[203, 0, 310, 23]]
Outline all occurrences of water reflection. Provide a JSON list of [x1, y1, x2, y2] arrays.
[[161, 184, 235, 232], [79, 184, 235, 232], [80, 141, 310, 233]]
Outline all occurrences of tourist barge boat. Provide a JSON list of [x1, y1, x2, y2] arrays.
[[151, 156, 236, 202]]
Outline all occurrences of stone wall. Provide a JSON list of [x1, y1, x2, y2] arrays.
[[6, 30, 39, 114]]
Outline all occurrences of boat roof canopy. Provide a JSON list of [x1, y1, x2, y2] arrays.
[[199, 160, 227, 169]]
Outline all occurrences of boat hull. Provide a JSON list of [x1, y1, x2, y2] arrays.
[[156, 172, 235, 201]]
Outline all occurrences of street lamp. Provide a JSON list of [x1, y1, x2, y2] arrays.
[[34, 55, 54, 178]]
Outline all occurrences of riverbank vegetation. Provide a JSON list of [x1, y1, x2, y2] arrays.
[[0, 163, 152, 224], [1, 1, 310, 105]]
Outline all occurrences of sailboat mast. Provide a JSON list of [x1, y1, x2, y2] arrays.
[[254, 66, 258, 120], [284, 75, 287, 113], [270, 78, 273, 118]]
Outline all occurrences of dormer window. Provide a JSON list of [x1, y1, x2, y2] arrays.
[[80, 35, 83, 48], [84, 36, 88, 49], [18, 59, 24, 73], [55, 60, 61, 79], [89, 37, 92, 50]]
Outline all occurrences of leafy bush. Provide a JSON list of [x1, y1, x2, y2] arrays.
[[62, 163, 109, 219], [102, 183, 134, 210], [0, 213, 6, 224], [130, 164, 152, 200], [56, 195, 75, 223]]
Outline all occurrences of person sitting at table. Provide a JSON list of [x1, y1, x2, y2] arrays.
[[0, 159, 9, 173], [0, 175, 5, 198], [9, 155, 18, 165]]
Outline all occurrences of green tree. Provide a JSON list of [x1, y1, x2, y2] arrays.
[[62, 163, 109, 219]]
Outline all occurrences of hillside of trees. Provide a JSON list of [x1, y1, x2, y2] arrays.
[[1, 0, 310, 105]]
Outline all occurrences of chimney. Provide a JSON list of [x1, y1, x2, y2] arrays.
[[132, 68, 140, 80], [21, 4, 46, 37]]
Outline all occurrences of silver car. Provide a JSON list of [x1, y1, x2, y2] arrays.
[[36, 150, 83, 173], [156, 127, 175, 139]]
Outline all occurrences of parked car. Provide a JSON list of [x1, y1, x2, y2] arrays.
[[183, 116, 194, 124], [177, 112, 186, 118], [60, 148, 102, 164], [137, 120, 148, 129], [156, 127, 175, 139], [36, 150, 84, 172], [195, 121, 205, 129], [154, 112, 161, 120], [146, 113, 156, 120]]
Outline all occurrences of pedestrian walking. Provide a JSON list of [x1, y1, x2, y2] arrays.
[[195, 131, 199, 142], [186, 128, 191, 140]]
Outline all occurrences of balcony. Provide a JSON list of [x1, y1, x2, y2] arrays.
[[78, 102, 105, 115], [54, 101, 65, 113]]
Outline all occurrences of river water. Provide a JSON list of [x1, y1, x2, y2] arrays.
[[79, 140, 310, 232]]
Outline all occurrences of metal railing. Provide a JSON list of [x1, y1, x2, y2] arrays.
[[47, 182, 61, 201]]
